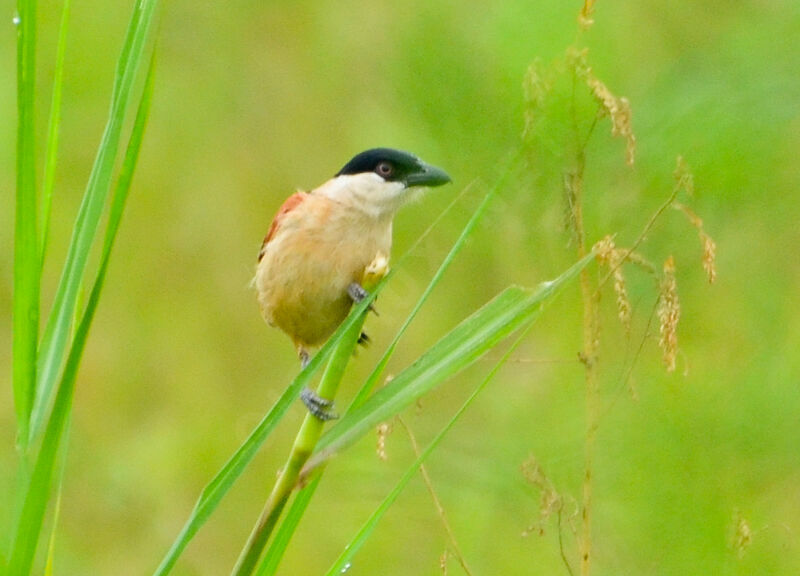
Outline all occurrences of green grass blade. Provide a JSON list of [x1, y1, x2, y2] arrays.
[[255, 475, 322, 576], [104, 48, 158, 249], [325, 318, 537, 576], [39, 0, 71, 265], [31, 0, 159, 445], [6, 42, 158, 576], [13, 0, 41, 452], [43, 412, 71, 576], [307, 252, 596, 472], [152, 284, 384, 576]]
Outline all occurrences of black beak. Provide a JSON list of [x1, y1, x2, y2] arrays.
[[405, 161, 451, 188]]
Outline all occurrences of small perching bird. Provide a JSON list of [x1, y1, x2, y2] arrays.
[[255, 148, 451, 418]]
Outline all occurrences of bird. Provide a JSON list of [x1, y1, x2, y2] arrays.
[[255, 148, 451, 419]]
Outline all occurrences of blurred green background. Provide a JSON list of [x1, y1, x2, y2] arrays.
[[2, 0, 800, 574]]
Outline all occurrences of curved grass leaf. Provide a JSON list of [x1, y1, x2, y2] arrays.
[[13, 0, 41, 451], [306, 251, 596, 472], [30, 0, 159, 446], [324, 316, 537, 576], [39, 0, 71, 265], [7, 44, 158, 576]]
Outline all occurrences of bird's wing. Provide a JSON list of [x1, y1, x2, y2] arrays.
[[258, 192, 308, 262]]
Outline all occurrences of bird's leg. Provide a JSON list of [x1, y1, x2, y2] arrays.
[[299, 349, 310, 370], [347, 282, 378, 315], [296, 346, 338, 420], [300, 388, 338, 421]]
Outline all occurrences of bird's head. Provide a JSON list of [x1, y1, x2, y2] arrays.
[[319, 148, 451, 218]]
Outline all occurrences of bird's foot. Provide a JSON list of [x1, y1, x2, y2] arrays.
[[300, 387, 339, 421], [299, 349, 311, 370], [347, 282, 378, 315]]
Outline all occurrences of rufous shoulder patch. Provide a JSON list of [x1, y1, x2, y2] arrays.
[[258, 192, 308, 261]]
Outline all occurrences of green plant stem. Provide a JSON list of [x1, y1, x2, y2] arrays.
[[573, 143, 599, 576], [231, 312, 367, 576], [567, 66, 599, 576], [396, 416, 473, 576], [578, 251, 599, 576]]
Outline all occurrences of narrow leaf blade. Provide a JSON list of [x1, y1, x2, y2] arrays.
[[39, 0, 71, 264], [13, 0, 41, 451]]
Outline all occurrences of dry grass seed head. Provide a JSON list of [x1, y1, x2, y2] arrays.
[[624, 250, 657, 274], [521, 455, 562, 536], [566, 46, 590, 76], [612, 264, 632, 335], [673, 156, 695, 196], [593, 236, 632, 334], [584, 74, 636, 165], [700, 231, 717, 284], [658, 256, 680, 372], [673, 201, 703, 229], [562, 171, 582, 244], [566, 43, 637, 167], [673, 202, 718, 285], [439, 550, 449, 575], [579, 0, 595, 30], [731, 510, 753, 558], [376, 422, 392, 461], [593, 235, 615, 265], [523, 59, 551, 138]]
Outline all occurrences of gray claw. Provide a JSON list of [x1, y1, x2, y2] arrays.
[[300, 387, 338, 421], [347, 282, 378, 315]]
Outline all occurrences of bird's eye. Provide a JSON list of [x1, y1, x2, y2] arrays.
[[376, 161, 394, 178]]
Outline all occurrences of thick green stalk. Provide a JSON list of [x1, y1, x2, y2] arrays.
[[231, 312, 367, 576]]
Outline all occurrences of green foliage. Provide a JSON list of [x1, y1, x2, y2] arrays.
[[7, 0, 159, 572], [4, 0, 799, 574]]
